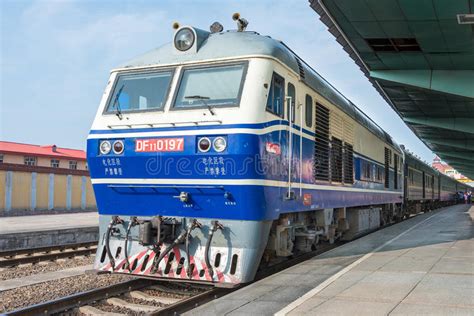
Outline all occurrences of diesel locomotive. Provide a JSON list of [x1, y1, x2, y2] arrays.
[[87, 17, 469, 286]]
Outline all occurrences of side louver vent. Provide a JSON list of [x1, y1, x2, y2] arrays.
[[314, 103, 330, 181], [331, 137, 343, 183], [343, 143, 354, 184], [295, 58, 305, 80], [384, 147, 391, 189]]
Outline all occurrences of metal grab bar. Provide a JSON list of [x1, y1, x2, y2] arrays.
[[107, 119, 223, 129]]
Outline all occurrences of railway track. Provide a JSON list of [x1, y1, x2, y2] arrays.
[[0, 242, 97, 268], [6, 278, 227, 316], [2, 219, 403, 315], [4, 241, 339, 315]]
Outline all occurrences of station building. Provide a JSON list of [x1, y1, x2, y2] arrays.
[[0, 141, 96, 215], [432, 156, 474, 187]]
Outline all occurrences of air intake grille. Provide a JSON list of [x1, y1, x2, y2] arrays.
[[295, 58, 305, 80], [331, 137, 343, 183], [384, 148, 391, 189], [394, 153, 398, 189], [343, 143, 354, 184], [314, 103, 330, 181]]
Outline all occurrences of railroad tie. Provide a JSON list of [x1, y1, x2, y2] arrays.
[[78, 305, 125, 316], [128, 290, 180, 305], [148, 285, 195, 296], [106, 297, 161, 313]]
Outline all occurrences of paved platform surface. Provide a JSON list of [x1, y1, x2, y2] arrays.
[[0, 213, 99, 251], [189, 204, 473, 315], [0, 212, 98, 234], [0, 264, 92, 291]]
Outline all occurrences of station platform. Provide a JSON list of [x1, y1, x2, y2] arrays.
[[0, 212, 99, 251], [189, 204, 474, 315]]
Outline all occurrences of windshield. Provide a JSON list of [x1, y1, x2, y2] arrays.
[[105, 71, 173, 113], [173, 63, 246, 109]]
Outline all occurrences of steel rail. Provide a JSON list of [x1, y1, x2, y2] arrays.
[[5, 279, 154, 316], [0, 241, 97, 258], [0, 248, 97, 268], [152, 287, 231, 315]]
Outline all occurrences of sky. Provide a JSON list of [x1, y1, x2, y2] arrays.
[[0, 0, 436, 163]]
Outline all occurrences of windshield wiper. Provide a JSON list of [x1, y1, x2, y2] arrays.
[[185, 95, 215, 116], [112, 84, 125, 120]]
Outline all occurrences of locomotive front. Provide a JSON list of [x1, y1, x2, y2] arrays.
[[87, 21, 277, 285]]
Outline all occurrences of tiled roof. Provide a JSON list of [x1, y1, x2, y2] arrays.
[[0, 141, 86, 160]]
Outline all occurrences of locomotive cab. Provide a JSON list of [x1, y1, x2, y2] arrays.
[[88, 23, 293, 285]]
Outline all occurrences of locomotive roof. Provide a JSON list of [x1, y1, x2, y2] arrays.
[[119, 30, 399, 149]]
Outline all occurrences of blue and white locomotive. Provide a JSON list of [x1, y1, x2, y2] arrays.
[[87, 16, 408, 286]]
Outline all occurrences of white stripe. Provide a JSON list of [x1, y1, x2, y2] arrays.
[[274, 210, 444, 316], [91, 178, 401, 194], [87, 125, 315, 141]]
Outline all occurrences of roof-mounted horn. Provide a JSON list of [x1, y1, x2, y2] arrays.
[[232, 13, 248, 32], [210, 22, 224, 33]]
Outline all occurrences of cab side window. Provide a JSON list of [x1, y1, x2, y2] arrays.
[[305, 94, 313, 127], [266, 72, 285, 117]]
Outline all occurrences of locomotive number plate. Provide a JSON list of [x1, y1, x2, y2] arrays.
[[135, 138, 184, 152]]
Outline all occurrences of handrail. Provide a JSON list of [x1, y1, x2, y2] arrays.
[[107, 120, 223, 129]]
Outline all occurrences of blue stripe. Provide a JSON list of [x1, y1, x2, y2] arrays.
[[93, 183, 402, 220], [89, 120, 316, 138]]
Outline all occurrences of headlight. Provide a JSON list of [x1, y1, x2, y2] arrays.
[[99, 140, 111, 155], [113, 140, 124, 154], [174, 28, 195, 51], [213, 137, 227, 152], [198, 137, 211, 152]]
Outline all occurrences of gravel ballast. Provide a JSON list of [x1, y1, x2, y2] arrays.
[[0, 273, 134, 313], [0, 256, 94, 281]]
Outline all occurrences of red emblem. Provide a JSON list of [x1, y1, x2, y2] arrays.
[[303, 193, 312, 206], [265, 142, 281, 155]]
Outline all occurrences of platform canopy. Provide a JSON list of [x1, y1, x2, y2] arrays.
[[310, 0, 474, 179]]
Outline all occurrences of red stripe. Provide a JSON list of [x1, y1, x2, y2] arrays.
[[228, 274, 240, 284], [201, 258, 213, 281], [142, 251, 157, 275], [144, 245, 166, 275], [160, 254, 170, 275], [118, 248, 147, 272], [191, 257, 199, 279], [216, 270, 225, 283], [172, 247, 183, 278], [114, 258, 128, 271], [178, 252, 192, 279], [101, 263, 111, 271], [131, 249, 151, 274], [167, 251, 175, 278]]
